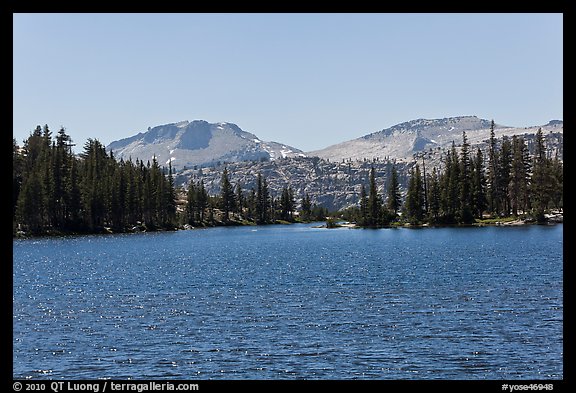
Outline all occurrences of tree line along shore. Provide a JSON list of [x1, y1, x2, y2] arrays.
[[13, 121, 562, 237]]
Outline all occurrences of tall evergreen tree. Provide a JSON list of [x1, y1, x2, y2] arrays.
[[66, 154, 82, 227], [358, 184, 368, 227], [40, 126, 55, 228], [16, 171, 45, 234], [288, 187, 295, 219], [386, 164, 401, 217], [498, 136, 512, 216], [256, 173, 270, 224], [531, 128, 551, 221], [13, 139, 23, 221], [509, 136, 530, 216], [79, 139, 109, 229], [404, 164, 424, 224], [109, 157, 125, 229], [22, 126, 44, 173], [150, 157, 164, 227], [246, 187, 257, 222], [471, 148, 487, 218], [186, 181, 197, 225], [197, 180, 209, 223], [235, 182, 244, 216], [440, 142, 460, 223], [16, 127, 47, 230], [300, 193, 312, 222], [487, 119, 500, 216], [367, 167, 383, 226], [219, 167, 236, 222], [549, 152, 563, 211], [164, 161, 177, 226], [427, 167, 441, 223], [52, 127, 75, 227], [459, 131, 474, 223], [280, 186, 295, 221]]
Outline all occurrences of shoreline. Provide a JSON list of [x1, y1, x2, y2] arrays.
[[12, 219, 313, 239], [13, 212, 563, 238], [320, 212, 563, 229]]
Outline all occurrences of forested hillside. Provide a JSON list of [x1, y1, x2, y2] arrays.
[[13, 121, 562, 236]]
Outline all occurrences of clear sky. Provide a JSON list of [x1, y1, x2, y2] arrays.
[[13, 13, 563, 152]]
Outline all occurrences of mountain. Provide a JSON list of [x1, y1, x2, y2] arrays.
[[172, 116, 562, 211], [107, 116, 562, 211], [307, 116, 563, 162], [108, 116, 563, 172], [175, 120, 562, 212], [107, 120, 305, 170]]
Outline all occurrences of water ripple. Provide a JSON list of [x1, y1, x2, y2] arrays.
[[13, 224, 563, 379]]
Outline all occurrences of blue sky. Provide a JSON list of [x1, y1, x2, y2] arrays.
[[13, 13, 563, 152]]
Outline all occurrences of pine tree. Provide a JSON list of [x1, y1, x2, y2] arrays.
[[16, 170, 45, 234], [549, 152, 563, 211], [280, 186, 295, 221], [51, 127, 75, 227], [164, 161, 177, 226], [197, 180, 208, 223], [219, 167, 236, 222], [40, 126, 55, 228], [459, 131, 474, 223], [427, 167, 441, 223], [471, 148, 487, 218], [80, 139, 109, 229], [66, 154, 82, 228], [150, 157, 163, 228], [288, 187, 295, 220], [358, 184, 368, 226], [235, 182, 244, 217], [367, 166, 383, 226], [109, 157, 125, 229], [122, 160, 138, 226], [246, 188, 257, 222], [487, 119, 500, 216], [404, 164, 425, 224], [256, 173, 270, 224], [13, 139, 23, 222], [22, 126, 43, 173], [498, 136, 512, 216], [509, 136, 530, 216], [300, 193, 312, 221], [440, 143, 460, 223], [17, 127, 47, 231], [270, 195, 279, 222], [521, 138, 533, 213], [386, 164, 401, 217], [531, 128, 551, 221], [186, 181, 197, 225], [138, 161, 149, 227]]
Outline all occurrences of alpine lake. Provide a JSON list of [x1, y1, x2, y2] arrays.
[[13, 223, 563, 380]]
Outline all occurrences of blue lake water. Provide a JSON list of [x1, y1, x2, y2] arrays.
[[13, 224, 563, 380]]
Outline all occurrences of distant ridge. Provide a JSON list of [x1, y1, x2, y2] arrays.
[[107, 120, 305, 170], [307, 116, 562, 162], [107, 116, 563, 171]]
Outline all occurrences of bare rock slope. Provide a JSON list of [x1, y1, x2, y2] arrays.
[[307, 116, 563, 162], [107, 120, 305, 170]]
